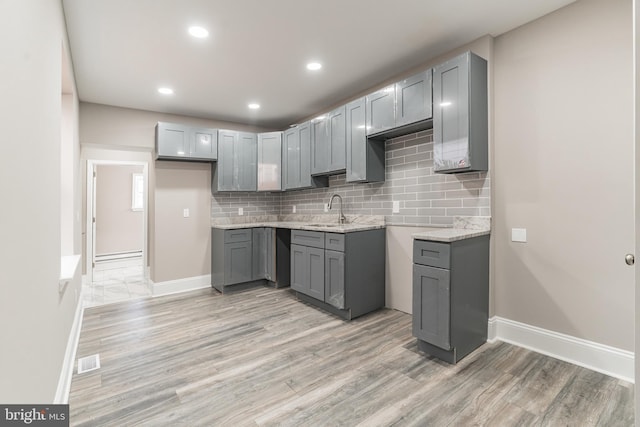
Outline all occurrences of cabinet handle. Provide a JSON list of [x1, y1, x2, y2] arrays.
[[625, 254, 635, 266]]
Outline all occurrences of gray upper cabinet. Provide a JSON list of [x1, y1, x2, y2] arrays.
[[395, 70, 433, 128], [433, 51, 488, 174], [213, 130, 257, 192], [311, 117, 329, 175], [311, 106, 347, 176], [365, 70, 433, 140], [282, 122, 328, 191], [156, 122, 218, 161], [327, 106, 346, 172], [257, 132, 282, 192], [365, 85, 395, 136], [345, 97, 385, 183]]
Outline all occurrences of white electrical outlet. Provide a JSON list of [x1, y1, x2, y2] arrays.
[[238, 207, 244, 216], [292, 205, 296, 213], [511, 228, 527, 243], [324, 203, 329, 212], [392, 201, 400, 214], [183, 208, 189, 218]]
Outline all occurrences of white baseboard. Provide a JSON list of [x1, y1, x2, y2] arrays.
[[54, 298, 84, 404], [488, 316, 634, 383], [151, 274, 212, 297]]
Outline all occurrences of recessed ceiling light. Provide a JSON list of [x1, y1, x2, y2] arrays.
[[158, 87, 174, 95], [248, 103, 260, 110], [306, 62, 322, 71], [188, 26, 209, 38]]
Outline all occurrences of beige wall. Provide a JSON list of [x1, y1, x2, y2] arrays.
[[79, 103, 273, 282], [0, 0, 82, 402], [493, 0, 634, 350], [154, 162, 212, 282], [95, 164, 144, 255]]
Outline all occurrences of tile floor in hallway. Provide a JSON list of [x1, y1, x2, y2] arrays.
[[82, 257, 152, 307]]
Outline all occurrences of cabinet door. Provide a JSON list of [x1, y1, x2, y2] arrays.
[[307, 246, 325, 301], [282, 127, 300, 190], [252, 228, 266, 281], [325, 250, 345, 309], [217, 130, 238, 191], [190, 127, 218, 160], [251, 227, 274, 281], [290, 244, 325, 300], [311, 116, 329, 175], [224, 241, 252, 285], [291, 244, 308, 294], [345, 97, 367, 182], [237, 132, 257, 191], [327, 105, 346, 172], [433, 54, 469, 172], [156, 122, 190, 158], [258, 132, 282, 191], [412, 264, 451, 350], [396, 70, 433, 127], [365, 85, 395, 135], [298, 122, 313, 188]]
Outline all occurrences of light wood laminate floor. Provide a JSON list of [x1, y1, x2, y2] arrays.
[[69, 287, 634, 426]]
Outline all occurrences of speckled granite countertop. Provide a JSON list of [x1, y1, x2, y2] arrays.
[[211, 215, 385, 233], [412, 216, 491, 242]]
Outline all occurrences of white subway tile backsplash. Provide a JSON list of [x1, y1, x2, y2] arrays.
[[211, 129, 490, 225]]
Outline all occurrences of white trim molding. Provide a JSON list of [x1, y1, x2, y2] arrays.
[[54, 299, 84, 404], [488, 316, 634, 383], [151, 274, 212, 297]]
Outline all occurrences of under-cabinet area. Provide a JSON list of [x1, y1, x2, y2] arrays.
[[211, 222, 386, 320]]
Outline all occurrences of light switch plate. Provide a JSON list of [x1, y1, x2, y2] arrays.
[[324, 203, 328, 212], [238, 207, 244, 216], [183, 208, 189, 218], [512, 228, 527, 243], [392, 201, 400, 214]]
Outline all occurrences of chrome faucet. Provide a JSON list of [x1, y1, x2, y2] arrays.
[[328, 194, 346, 224]]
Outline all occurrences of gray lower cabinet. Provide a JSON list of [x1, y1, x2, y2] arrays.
[[282, 122, 328, 191], [412, 235, 489, 363], [212, 227, 276, 292], [291, 243, 325, 301], [291, 229, 385, 320], [345, 97, 385, 183], [252, 227, 275, 281], [156, 122, 218, 161], [212, 130, 257, 192], [257, 132, 282, 192], [433, 51, 488, 173]]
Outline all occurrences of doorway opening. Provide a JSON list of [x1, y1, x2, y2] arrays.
[[85, 160, 150, 307]]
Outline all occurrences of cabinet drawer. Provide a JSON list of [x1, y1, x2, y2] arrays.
[[413, 240, 450, 269], [224, 228, 252, 243], [325, 233, 345, 252], [291, 230, 325, 249]]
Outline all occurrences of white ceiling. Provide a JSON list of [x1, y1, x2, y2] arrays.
[[62, 0, 576, 129]]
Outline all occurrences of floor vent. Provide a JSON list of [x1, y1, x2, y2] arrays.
[[77, 354, 101, 374]]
